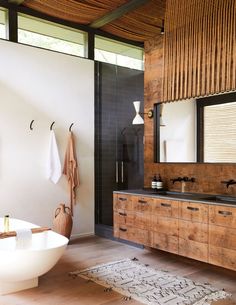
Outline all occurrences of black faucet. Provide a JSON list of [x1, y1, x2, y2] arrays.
[[171, 177, 184, 184], [221, 179, 236, 188], [171, 176, 195, 184]]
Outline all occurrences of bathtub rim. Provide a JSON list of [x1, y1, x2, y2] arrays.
[[0, 217, 69, 252]]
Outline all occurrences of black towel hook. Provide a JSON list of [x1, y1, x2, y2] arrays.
[[50, 121, 55, 130], [30, 120, 34, 130], [69, 123, 74, 132]]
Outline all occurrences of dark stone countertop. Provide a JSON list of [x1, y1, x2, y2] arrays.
[[114, 188, 236, 207]]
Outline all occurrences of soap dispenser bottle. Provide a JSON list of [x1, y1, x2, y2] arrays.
[[156, 174, 163, 189], [151, 175, 157, 189]]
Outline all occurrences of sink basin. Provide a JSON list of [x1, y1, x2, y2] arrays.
[[144, 189, 236, 204], [162, 191, 204, 199], [148, 190, 210, 200], [203, 195, 236, 204]]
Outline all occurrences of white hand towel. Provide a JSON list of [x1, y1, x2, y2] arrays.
[[16, 228, 32, 249], [46, 130, 62, 184]]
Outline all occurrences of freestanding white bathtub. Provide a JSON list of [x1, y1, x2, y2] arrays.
[[0, 217, 68, 295]]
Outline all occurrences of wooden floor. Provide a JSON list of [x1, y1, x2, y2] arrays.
[[1, 236, 236, 305]]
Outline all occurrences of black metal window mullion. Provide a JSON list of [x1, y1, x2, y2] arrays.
[[6, 5, 18, 42]]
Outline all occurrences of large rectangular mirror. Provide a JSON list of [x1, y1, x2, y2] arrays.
[[154, 92, 236, 163]]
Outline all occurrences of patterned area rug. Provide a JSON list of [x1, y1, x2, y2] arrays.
[[69, 259, 231, 305]]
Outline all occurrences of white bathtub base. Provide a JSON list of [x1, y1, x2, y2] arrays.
[[0, 277, 38, 295]]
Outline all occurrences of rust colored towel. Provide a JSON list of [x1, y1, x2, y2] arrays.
[[63, 131, 79, 216]]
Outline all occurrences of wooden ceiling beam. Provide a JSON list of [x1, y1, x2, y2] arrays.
[[8, 0, 24, 4], [90, 0, 149, 28]]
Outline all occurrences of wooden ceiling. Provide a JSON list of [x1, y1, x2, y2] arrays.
[[17, 0, 166, 43]]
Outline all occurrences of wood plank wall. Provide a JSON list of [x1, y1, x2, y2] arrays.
[[162, 0, 236, 102], [144, 1, 236, 195]]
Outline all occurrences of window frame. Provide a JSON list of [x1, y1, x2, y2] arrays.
[[94, 35, 144, 70], [0, 7, 7, 40], [17, 13, 87, 57]]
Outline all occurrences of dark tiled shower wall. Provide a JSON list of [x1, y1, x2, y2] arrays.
[[95, 62, 144, 226]]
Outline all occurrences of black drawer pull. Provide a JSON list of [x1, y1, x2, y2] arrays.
[[187, 206, 199, 211], [119, 197, 127, 201], [161, 203, 171, 208], [119, 212, 127, 216], [218, 210, 232, 216], [138, 200, 147, 204], [119, 228, 127, 232]]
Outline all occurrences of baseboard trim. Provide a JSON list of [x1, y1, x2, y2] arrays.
[[70, 232, 95, 240]]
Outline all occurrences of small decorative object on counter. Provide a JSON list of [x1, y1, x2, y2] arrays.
[[53, 203, 73, 239], [151, 175, 158, 189], [156, 174, 163, 189], [4, 215, 9, 233]]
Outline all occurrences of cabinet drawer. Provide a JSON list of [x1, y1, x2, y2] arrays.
[[179, 238, 208, 263], [151, 215, 178, 237], [151, 231, 178, 254], [133, 212, 149, 230], [209, 205, 236, 229], [113, 211, 134, 226], [179, 220, 208, 244], [133, 196, 152, 213], [209, 224, 236, 250], [179, 202, 208, 223], [114, 194, 133, 211], [116, 226, 150, 246], [209, 245, 236, 271], [152, 198, 179, 218]]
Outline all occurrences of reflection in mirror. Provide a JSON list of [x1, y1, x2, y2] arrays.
[[154, 91, 236, 164], [155, 99, 196, 163], [197, 92, 236, 163]]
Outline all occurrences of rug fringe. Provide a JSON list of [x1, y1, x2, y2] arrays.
[[193, 291, 232, 305], [69, 258, 129, 276]]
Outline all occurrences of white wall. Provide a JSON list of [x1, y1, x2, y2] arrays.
[[0, 40, 94, 237], [160, 99, 196, 162]]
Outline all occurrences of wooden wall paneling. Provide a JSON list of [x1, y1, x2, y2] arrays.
[[162, 0, 236, 102], [144, 0, 236, 196]]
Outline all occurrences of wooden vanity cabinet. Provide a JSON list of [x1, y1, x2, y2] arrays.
[[113, 194, 151, 246], [178, 202, 209, 262], [151, 198, 179, 254], [113, 192, 236, 271], [209, 205, 236, 271]]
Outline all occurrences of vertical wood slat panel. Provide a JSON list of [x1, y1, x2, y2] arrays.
[[205, 1, 212, 96], [231, 0, 236, 90], [174, 0, 180, 100], [210, 1, 217, 94], [192, 0, 199, 98], [215, 0, 222, 93], [226, 0, 233, 91], [162, 0, 236, 102], [197, 0, 204, 96]]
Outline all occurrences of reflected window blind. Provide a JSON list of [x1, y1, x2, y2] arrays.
[[204, 102, 236, 162]]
